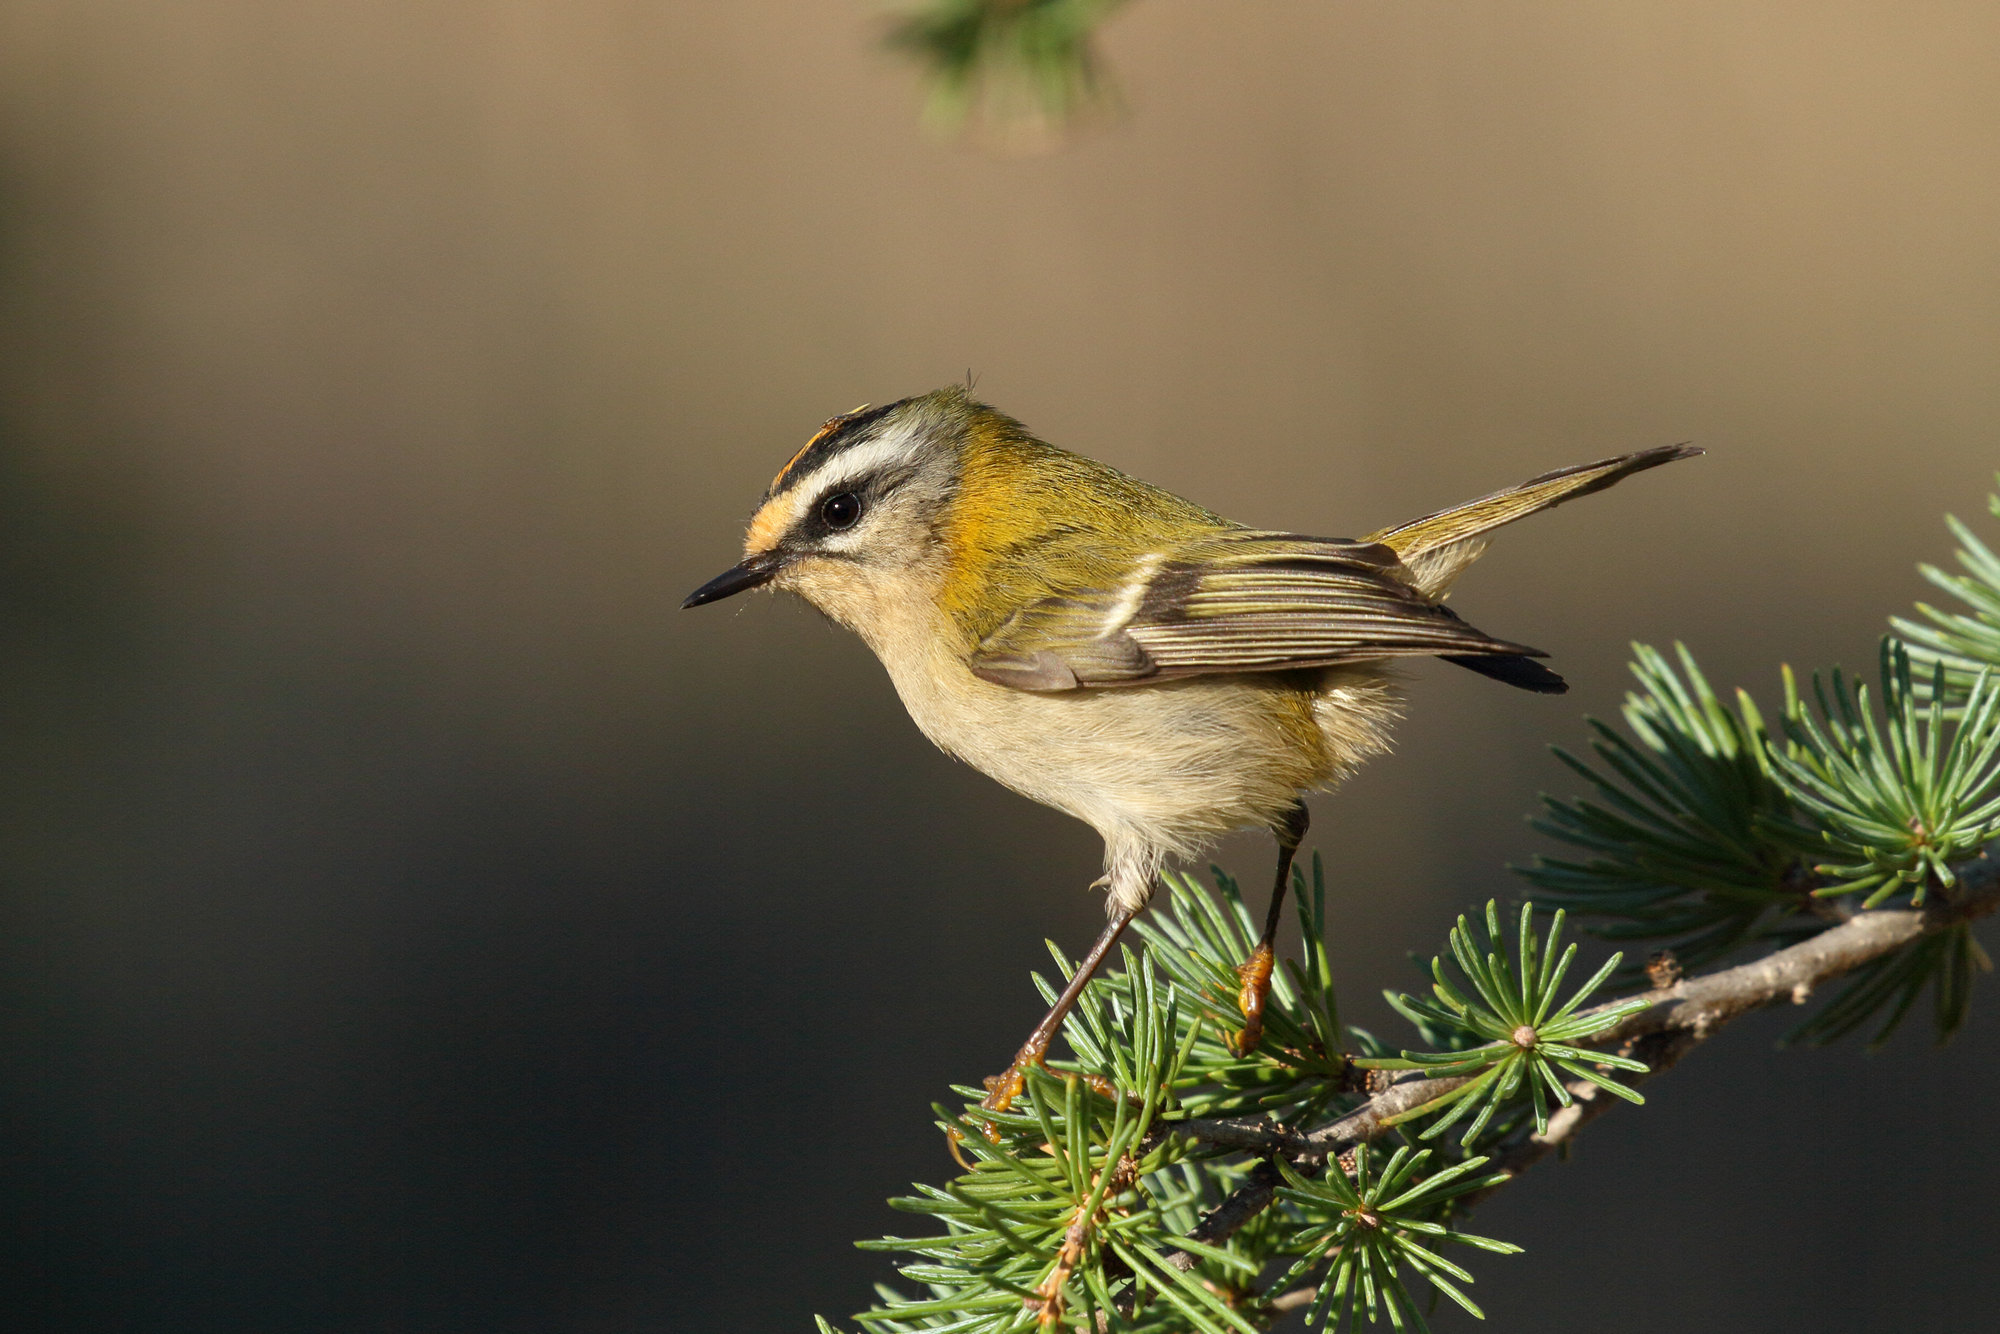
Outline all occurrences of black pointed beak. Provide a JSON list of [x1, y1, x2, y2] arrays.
[[681, 554, 781, 609]]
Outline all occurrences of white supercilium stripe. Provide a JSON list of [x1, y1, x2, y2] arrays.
[[786, 418, 924, 499]]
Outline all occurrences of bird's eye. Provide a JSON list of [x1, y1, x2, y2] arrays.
[[820, 492, 862, 530]]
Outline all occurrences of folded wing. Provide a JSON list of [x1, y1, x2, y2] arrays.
[[966, 531, 1549, 692]]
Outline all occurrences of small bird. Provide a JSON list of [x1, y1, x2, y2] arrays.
[[685, 387, 1695, 1116]]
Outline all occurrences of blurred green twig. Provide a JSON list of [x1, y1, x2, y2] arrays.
[[888, 0, 1129, 146]]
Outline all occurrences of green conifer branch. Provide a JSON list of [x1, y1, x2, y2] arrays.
[[1893, 482, 2000, 700], [1361, 902, 1649, 1148]]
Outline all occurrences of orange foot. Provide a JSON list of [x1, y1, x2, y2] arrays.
[[1232, 941, 1276, 1056], [943, 1060, 1037, 1170], [947, 1060, 1122, 1170]]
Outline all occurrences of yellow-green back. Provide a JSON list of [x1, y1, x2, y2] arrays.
[[936, 401, 1233, 650]]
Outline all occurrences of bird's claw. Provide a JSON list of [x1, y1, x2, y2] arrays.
[[1232, 941, 1276, 1056], [944, 1061, 1032, 1169]]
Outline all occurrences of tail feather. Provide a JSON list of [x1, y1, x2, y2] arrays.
[[1368, 444, 1701, 596]]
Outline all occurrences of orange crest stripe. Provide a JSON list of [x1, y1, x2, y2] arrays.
[[769, 414, 850, 492], [766, 403, 887, 495]]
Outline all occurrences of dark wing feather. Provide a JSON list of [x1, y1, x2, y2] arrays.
[[1442, 652, 1569, 694], [967, 531, 1549, 692]]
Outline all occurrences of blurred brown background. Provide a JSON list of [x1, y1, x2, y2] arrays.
[[2, 3, 1997, 1330]]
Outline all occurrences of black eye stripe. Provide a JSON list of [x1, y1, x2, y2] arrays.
[[787, 464, 920, 549]]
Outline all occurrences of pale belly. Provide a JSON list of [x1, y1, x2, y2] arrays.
[[880, 639, 1402, 902]]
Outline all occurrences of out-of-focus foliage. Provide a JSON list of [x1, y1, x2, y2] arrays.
[[887, 0, 1127, 145]]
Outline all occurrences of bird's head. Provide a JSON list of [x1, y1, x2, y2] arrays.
[[682, 387, 1000, 636]]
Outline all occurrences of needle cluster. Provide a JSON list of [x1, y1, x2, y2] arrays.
[[1365, 903, 1647, 1147], [1270, 1146, 1518, 1332]]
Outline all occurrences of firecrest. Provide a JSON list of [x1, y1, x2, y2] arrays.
[[684, 387, 1696, 1113]]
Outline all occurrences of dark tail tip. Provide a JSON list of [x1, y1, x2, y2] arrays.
[[1444, 653, 1570, 694]]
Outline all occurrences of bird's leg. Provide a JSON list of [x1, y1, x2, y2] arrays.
[[966, 904, 1137, 1136], [1233, 800, 1310, 1056]]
